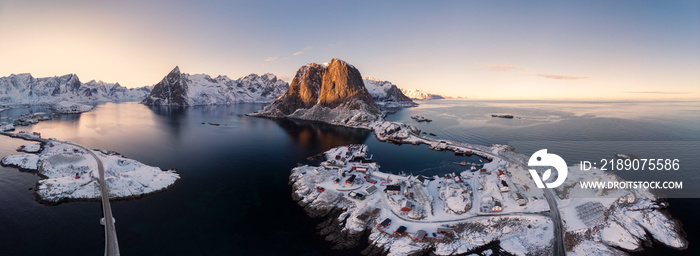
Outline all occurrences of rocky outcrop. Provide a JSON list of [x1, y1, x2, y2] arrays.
[[141, 66, 289, 106], [363, 77, 416, 107], [249, 58, 380, 126], [0, 73, 150, 105], [141, 66, 189, 106]]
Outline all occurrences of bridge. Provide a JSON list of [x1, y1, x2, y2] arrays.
[[0, 132, 120, 256]]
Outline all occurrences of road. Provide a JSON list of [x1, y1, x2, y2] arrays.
[[496, 152, 566, 256], [409, 136, 567, 255], [0, 132, 121, 255], [542, 187, 566, 256], [66, 142, 120, 256]]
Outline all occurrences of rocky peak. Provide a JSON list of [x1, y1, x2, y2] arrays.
[[319, 58, 375, 110], [141, 66, 189, 106], [249, 58, 380, 125]]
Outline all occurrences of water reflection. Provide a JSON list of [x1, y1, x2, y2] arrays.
[[273, 118, 371, 154], [145, 105, 189, 141]]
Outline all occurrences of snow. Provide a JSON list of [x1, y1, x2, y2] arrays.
[[290, 144, 561, 255], [51, 101, 94, 114], [1, 154, 39, 170], [400, 88, 445, 100], [18, 143, 41, 153], [286, 117, 688, 255], [144, 70, 288, 106], [1, 139, 179, 203], [0, 122, 15, 131], [363, 77, 416, 107], [0, 73, 150, 106]]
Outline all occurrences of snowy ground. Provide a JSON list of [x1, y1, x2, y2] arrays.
[[51, 101, 94, 114], [290, 125, 688, 256], [290, 144, 555, 255], [0, 122, 15, 131], [18, 143, 41, 153], [1, 139, 179, 203]]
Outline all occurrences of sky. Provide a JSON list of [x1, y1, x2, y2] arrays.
[[0, 0, 698, 100]]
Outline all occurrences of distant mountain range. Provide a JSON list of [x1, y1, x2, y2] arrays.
[[0, 73, 150, 105], [141, 66, 289, 106], [363, 77, 416, 107], [400, 88, 445, 100], [249, 58, 381, 126], [0, 61, 443, 109]]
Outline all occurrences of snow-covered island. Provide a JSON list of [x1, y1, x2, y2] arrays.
[[1, 137, 179, 204], [51, 101, 94, 114], [288, 122, 687, 255]]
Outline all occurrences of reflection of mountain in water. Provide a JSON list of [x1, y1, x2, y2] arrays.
[[274, 118, 371, 154], [146, 106, 188, 140]]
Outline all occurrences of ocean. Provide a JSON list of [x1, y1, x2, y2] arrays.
[[0, 100, 697, 255]]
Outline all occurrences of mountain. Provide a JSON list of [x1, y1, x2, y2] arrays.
[[249, 58, 380, 126], [400, 88, 445, 100], [141, 66, 289, 106], [363, 77, 416, 107], [0, 73, 151, 105]]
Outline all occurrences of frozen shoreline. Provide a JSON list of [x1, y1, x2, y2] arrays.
[[0, 133, 180, 204]]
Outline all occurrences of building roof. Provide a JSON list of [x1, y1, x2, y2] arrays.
[[364, 185, 378, 194], [395, 226, 407, 234], [414, 230, 427, 239], [437, 227, 455, 233], [385, 185, 401, 191], [380, 218, 391, 226], [356, 213, 370, 221]]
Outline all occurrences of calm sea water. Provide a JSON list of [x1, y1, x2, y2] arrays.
[[0, 100, 697, 255]]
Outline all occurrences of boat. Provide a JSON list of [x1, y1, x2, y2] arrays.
[[453, 161, 467, 166], [454, 149, 472, 156]]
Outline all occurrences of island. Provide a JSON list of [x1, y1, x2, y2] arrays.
[[290, 135, 686, 255], [0, 132, 180, 204]]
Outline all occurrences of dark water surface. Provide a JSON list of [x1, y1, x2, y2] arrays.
[[0, 100, 697, 255]]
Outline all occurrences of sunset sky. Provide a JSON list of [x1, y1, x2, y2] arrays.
[[0, 1, 698, 100]]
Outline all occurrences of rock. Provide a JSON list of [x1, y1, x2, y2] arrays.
[[142, 66, 289, 106], [249, 58, 380, 126]]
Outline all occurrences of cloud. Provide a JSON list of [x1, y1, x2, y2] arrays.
[[624, 91, 690, 94], [292, 46, 313, 56], [533, 73, 592, 80], [264, 56, 278, 62], [474, 64, 524, 72]]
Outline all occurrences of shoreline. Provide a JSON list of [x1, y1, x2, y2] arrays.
[[280, 110, 687, 255], [0, 131, 181, 205]]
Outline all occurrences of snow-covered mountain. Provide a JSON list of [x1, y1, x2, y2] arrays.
[[249, 58, 380, 126], [0, 73, 151, 105], [400, 88, 445, 100], [363, 77, 416, 107], [141, 66, 289, 106]]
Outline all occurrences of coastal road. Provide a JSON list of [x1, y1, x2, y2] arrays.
[[0, 132, 121, 255], [496, 152, 566, 256], [66, 142, 120, 256], [542, 187, 566, 256], [424, 136, 567, 255]]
